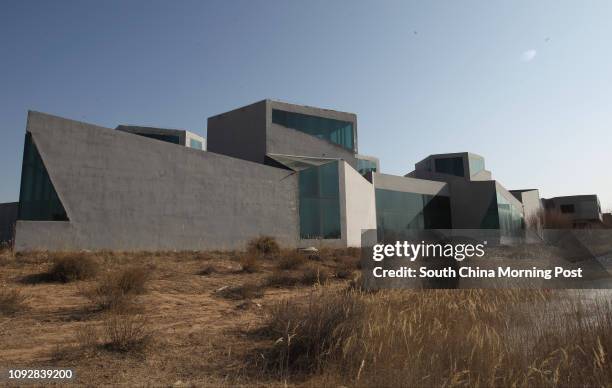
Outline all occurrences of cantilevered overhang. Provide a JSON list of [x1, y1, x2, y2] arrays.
[[266, 153, 341, 171]]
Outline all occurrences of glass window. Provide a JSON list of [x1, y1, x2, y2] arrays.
[[272, 109, 354, 151], [481, 190, 524, 236], [139, 133, 181, 144], [299, 161, 341, 239], [434, 157, 465, 177], [357, 159, 377, 175], [375, 189, 451, 242], [189, 139, 203, 150], [468, 155, 485, 176], [560, 204, 575, 214], [18, 133, 68, 221]]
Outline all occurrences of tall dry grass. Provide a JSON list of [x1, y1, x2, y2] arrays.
[[259, 289, 612, 387]]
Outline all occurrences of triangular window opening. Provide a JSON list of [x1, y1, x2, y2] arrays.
[[18, 132, 69, 221]]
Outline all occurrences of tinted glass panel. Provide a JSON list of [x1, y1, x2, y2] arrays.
[[299, 161, 341, 239], [189, 139, 203, 150], [18, 133, 68, 221], [357, 159, 377, 175], [468, 155, 485, 176], [139, 133, 181, 144], [560, 204, 575, 214], [272, 109, 354, 151], [434, 157, 465, 177], [375, 189, 452, 241], [497, 191, 523, 236]]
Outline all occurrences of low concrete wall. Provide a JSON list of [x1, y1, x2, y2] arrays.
[[0, 202, 18, 245], [15, 111, 300, 252]]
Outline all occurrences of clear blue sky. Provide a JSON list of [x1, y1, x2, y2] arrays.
[[1, 1, 611, 210]]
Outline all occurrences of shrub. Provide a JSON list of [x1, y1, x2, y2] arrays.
[[48, 254, 98, 282], [103, 314, 151, 353], [240, 255, 260, 273], [300, 266, 329, 285], [276, 253, 306, 270], [247, 236, 280, 257], [197, 265, 216, 276], [0, 287, 28, 316], [266, 271, 300, 288], [114, 266, 148, 295], [218, 283, 264, 300], [83, 267, 149, 311]]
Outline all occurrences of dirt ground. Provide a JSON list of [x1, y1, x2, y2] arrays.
[[0, 250, 352, 387]]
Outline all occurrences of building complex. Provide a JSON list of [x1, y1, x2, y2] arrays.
[[0, 99, 606, 251]]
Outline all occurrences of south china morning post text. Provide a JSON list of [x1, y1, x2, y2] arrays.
[[361, 240, 587, 289]]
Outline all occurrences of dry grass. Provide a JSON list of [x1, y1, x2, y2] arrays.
[[257, 289, 612, 387], [300, 266, 330, 285], [276, 253, 306, 270], [3, 248, 612, 386], [217, 283, 264, 300], [0, 286, 28, 316], [247, 236, 280, 257], [266, 271, 301, 288], [197, 265, 217, 276], [103, 314, 152, 353], [239, 254, 261, 273], [33, 253, 99, 283], [82, 266, 149, 311]]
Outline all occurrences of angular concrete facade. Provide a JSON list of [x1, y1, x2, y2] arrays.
[[542, 195, 604, 228], [13, 99, 594, 251]]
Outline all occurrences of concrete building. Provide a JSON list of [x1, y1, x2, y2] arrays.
[[603, 213, 612, 228], [7, 99, 553, 251], [0, 202, 18, 245], [116, 125, 206, 151], [405, 152, 527, 241], [542, 195, 604, 228]]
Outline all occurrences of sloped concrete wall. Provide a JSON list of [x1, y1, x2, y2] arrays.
[[340, 162, 376, 247], [15, 111, 299, 251]]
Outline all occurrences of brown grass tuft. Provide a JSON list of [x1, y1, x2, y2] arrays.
[[300, 266, 329, 285], [247, 236, 280, 257], [257, 289, 612, 386], [218, 283, 264, 300], [47, 253, 98, 283], [239, 255, 261, 273], [82, 267, 149, 311], [276, 253, 306, 270], [266, 271, 301, 288], [0, 286, 28, 316], [102, 314, 152, 353]]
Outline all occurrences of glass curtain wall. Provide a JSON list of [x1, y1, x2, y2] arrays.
[[480, 190, 524, 236], [375, 189, 451, 242], [18, 133, 68, 221], [299, 161, 341, 239], [434, 157, 465, 177], [272, 109, 354, 151]]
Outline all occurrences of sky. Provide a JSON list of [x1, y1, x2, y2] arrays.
[[1, 0, 611, 210]]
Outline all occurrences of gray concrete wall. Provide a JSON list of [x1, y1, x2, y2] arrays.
[[207, 100, 267, 163], [0, 202, 18, 245], [544, 195, 602, 222], [372, 172, 449, 196], [15, 111, 300, 251], [266, 100, 358, 168], [510, 189, 541, 220], [448, 180, 497, 229]]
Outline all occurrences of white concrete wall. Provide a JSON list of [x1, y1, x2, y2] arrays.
[[340, 162, 376, 247]]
